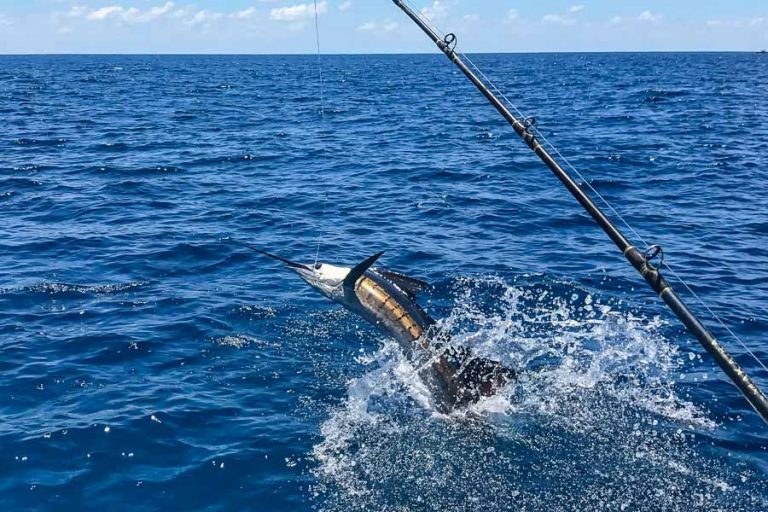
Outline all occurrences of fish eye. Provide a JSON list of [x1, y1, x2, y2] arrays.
[[315, 263, 322, 270]]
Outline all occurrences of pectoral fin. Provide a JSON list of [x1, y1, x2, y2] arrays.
[[374, 269, 430, 299]]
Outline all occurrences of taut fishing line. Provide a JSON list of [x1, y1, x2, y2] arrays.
[[313, 0, 328, 268]]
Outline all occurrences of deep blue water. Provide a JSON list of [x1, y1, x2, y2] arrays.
[[1, 52, 768, 511]]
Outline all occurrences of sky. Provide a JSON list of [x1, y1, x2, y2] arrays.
[[0, 0, 766, 54]]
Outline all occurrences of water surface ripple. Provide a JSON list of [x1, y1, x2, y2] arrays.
[[1, 53, 767, 511]]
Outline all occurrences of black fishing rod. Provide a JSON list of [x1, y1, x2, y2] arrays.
[[392, 0, 768, 424]]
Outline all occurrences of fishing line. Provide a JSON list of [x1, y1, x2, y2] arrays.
[[312, 0, 328, 267], [413, 7, 768, 376], [313, 0, 325, 122], [314, 192, 329, 267]]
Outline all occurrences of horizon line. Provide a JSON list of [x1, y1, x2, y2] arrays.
[[1, 50, 766, 57]]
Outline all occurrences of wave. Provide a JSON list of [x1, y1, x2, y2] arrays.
[[3, 281, 151, 298], [13, 138, 67, 147]]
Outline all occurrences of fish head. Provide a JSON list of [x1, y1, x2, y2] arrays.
[[227, 240, 381, 304], [291, 261, 350, 302], [293, 252, 385, 303]]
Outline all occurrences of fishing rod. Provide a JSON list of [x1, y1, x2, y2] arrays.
[[391, 0, 768, 424]]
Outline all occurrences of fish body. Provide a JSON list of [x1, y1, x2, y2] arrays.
[[348, 267, 515, 412], [232, 242, 515, 413]]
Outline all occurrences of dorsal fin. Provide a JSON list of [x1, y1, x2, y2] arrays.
[[374, 269, 429, 298], [343, 252, 384, 291]]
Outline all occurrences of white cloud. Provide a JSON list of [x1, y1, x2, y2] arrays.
[[706, 20, 723, 27], [270, 1, 326, 22], [169, 7, 190, 19], [52, 5, 85, 32], [542, 5, 584, 26], [65, 6, 88, 18], [85, 2, 177, 22], [87, 6, 125, 21], [148, 2, 175, 18], [230, 7, 257, 20], [356, 21, 376, 31], [338, 1, 352, 11], [356, 20, 398, 32], [542, 14, 576, 26], [638, 10, 660, 24], [0, 13, 10, 27], [508, 9, 518, 22], [189, 9, 223, 25], [750, 17, 765, 26], [421, 1, 447, 21], [77, 2, 256, 26], [463, 13, 479, 22]]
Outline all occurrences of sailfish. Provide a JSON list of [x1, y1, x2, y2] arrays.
[[231, 240, 515, 413]]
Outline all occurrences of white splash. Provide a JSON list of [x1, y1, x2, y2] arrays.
[[310, 275, 761, 511]]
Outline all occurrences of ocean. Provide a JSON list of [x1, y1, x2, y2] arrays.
[[1, 53, 767, 511]]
